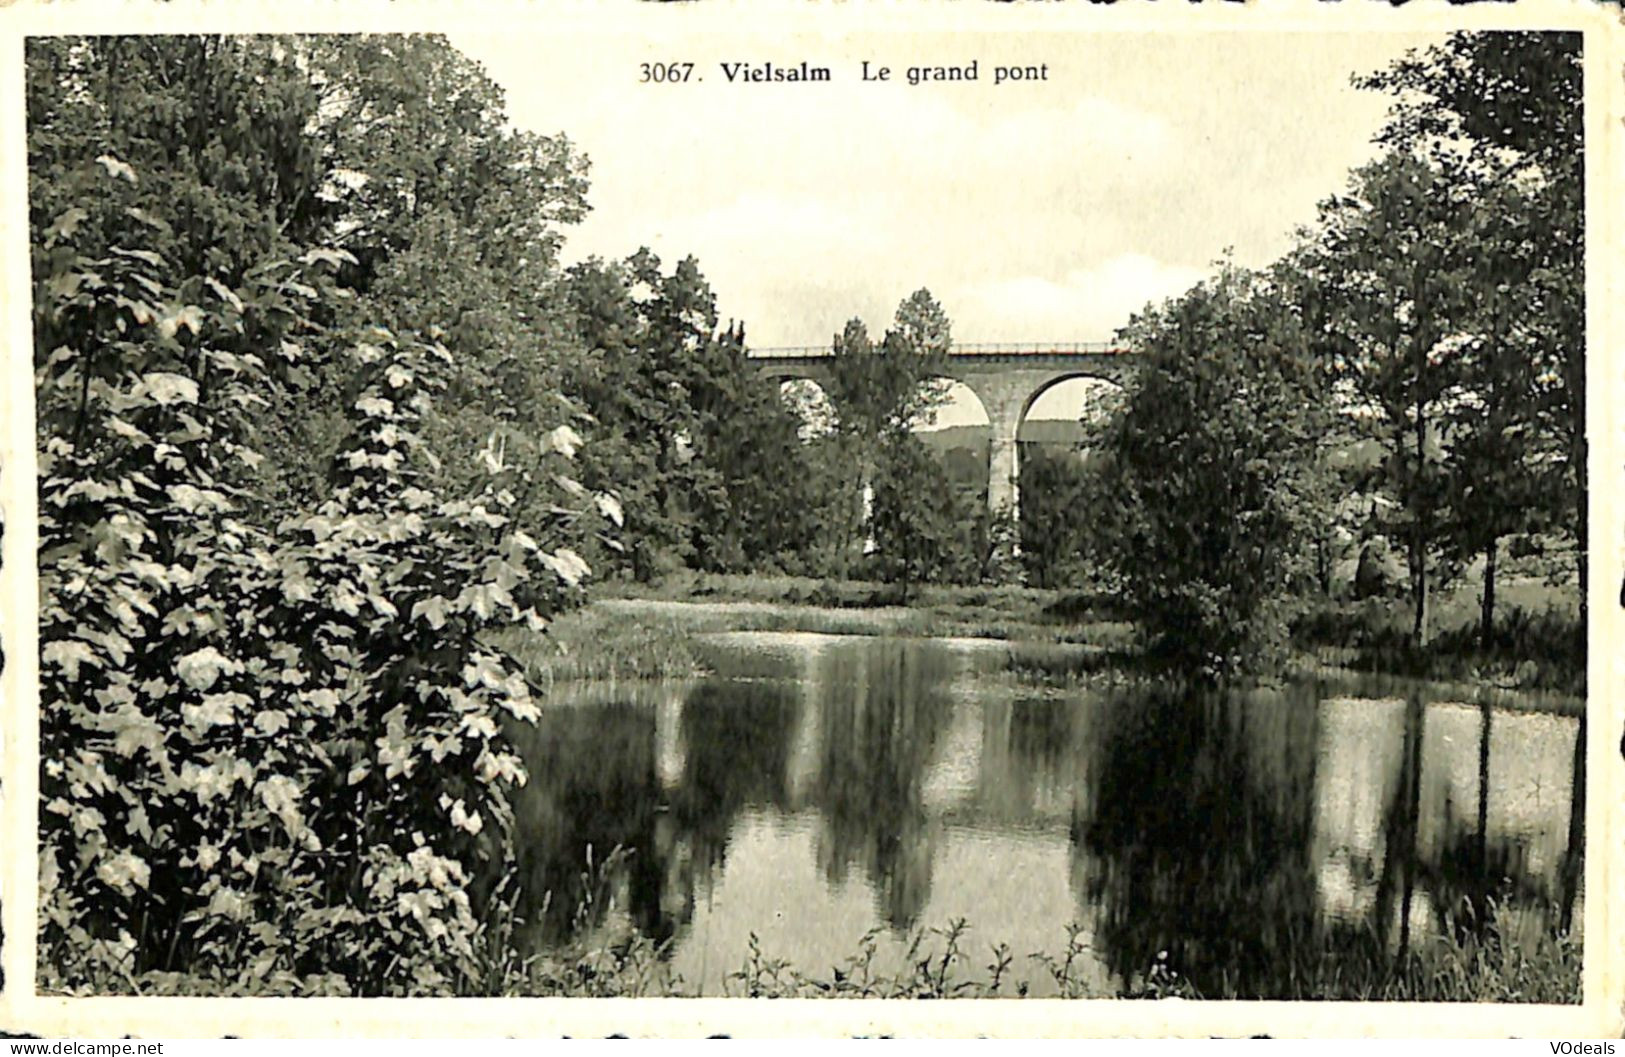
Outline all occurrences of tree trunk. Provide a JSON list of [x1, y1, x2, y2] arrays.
[[1409, 379, 1430, 648], [1479, 535, 1498, 652], [1410, 530, 1429, 649]]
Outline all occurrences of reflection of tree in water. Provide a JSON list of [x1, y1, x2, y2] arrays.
[[503, 679, 801, 957], [1410, 699, 1507, 950], [1397, 699, 1573, 956], [1559, 712, 1585, 934], [812, 640, 954, 933], [965, 692, 1094, 827], [1070, 682, 1322, 997], [505, 703, 674, 948], [666, 678, 799, 885], [1358, 693, 1424, 966], [1073, 683, 1582, 997], [1004, 694, 1081, 806]]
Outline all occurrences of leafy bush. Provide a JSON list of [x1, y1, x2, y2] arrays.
[[34, 149, 593, 995], [29, 31, 614, 997]]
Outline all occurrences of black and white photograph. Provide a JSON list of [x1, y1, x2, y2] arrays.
[[0, 1, 1616, 1039]]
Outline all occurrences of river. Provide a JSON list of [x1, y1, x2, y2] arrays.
[[502, 631, 1584, 997]]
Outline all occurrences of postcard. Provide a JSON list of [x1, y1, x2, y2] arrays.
[[0, 0, 1618, 1039]]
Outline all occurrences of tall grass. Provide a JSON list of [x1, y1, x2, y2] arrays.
[[473, 847, 687, 998], [593, 573, 1134, 649], [486, 606, 706, 684], [500, 905, 1579, 1001], [479, 851, 1580, 1001], [1296, 596, 1583, 695], [598, 571, 1582, 695]]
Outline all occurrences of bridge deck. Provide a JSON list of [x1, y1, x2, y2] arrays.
[[749, 341, 1129, 359]]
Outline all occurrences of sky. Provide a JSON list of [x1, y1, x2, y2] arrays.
[[451, 30, 1445, 422]]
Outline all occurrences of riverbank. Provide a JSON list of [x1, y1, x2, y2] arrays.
[[500, 571, 1583, 697], [492, 574, 1130, 685], [608, 572, 1137, 644]]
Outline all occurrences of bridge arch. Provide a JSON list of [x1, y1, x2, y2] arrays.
[[913, 379, 993, 505], [1016, 374, 1125, 442], [778, 376, 837, 440], [750, 343, 1136, 525], [1012, 376, 1126, 575], [955, 370, 1132, 527]]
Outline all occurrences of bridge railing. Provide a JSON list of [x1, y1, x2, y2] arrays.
[[748, 340, 1127, 358]]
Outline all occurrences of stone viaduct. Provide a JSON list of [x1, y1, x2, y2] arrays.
[[750, 342, 1135, 522]]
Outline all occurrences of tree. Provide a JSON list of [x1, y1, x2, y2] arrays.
[[1302, 151, 1477, 648], [825, 290, 953, 442], [563, 252, 714, 579], [1436, 182, 1556, 649], [564, 251, 819, 579], [297, 35, 590, 297], [868, 435, 962, 595], [686, 325, 827, 571], [1019, 445, 1099, 589], [297, 36, 595, 544], [561, 256, 668, 579], [1355, 30, 1584, 643], [821, 289, 954, 574], [1088, 265, 1332, 679], [26, 36, 597, 533], [27, 36, 339, 520], [888, 286, 953, 363]]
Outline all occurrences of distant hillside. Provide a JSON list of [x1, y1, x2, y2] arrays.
[[913, 428, 989, 489], [1017, 419, 1086, 446], [914, 419, 1087, 449], [913, 423, 1089, 491], [916, 425, 988, 454]]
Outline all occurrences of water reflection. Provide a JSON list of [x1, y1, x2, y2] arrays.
[[1070, 685, 1323, 995], [504, 695, 679, 948], [809, 641, 955, 932], [503, 634, 1583, 997]]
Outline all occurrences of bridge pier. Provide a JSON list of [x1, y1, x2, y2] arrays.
[[989, 433, 1018, 520], [982, 391, 1026, 523]]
